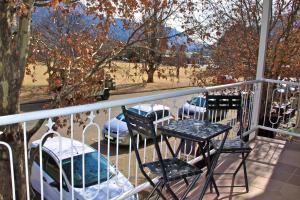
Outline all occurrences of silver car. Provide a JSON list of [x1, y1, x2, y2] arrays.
[[178, 96, 227, 121], [102, 104, 173, 145], [178, 96, 207, 119]]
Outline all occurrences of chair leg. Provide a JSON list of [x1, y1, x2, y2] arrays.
[[180, 174, 201, 200], [233, 152, 249, 176], [154, 183, 165, 200], [242, 153, 249, 192], [146, 186, 158, 200], [166, 184, 179, 200], [146, 179, 165, 200], [183, 177, 189, 186], [145, 177, 167, 200], [231, 152, 250, 192]]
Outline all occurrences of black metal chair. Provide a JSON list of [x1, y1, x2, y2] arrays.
[[206, 94, 252, 192], [122, 106, 202, 200]]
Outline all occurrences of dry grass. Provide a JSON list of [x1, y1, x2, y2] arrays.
[[21, 62, 200, 101], [107, 61, 197, 85], [23, 62, 198, 87], [23, 64, 49, 87]]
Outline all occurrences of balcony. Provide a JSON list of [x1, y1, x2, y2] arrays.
[[157, 136, 300, 200], [0, 78, 299, 200]]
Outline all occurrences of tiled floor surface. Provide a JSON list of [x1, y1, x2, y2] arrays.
[[152, 136, 300, 200]]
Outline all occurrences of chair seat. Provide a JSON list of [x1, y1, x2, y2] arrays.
[[212, 137, 252, 153], [143, 158, 202, 182]]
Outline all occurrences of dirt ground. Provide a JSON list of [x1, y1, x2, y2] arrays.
[[21, 61, 200, 103], [106, 61, 197, 85]]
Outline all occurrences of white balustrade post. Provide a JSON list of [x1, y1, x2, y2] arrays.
[[251, 0, 272, 140]]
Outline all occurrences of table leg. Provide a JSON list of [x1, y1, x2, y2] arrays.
[[198, 141, 219, 196], [162, 135, 176, 158], [206, 141, 213, 193], [199, 130, 230, 200], [162, 135, 185, 159], [174, 139, 185, 157]]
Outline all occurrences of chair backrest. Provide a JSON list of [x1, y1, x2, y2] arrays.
[[121, 106, 168, 179], [206, 94, 246, 139], [206, 94, 242, 110]]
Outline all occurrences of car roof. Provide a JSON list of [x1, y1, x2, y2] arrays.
[[31, 137, 95, 160], [192, 96, 206, 99], [131, 104, 170, 113]]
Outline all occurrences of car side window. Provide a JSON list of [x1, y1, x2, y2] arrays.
[[32, 148, 39, 163], [44, 153, 69, 192], [148, 111, 157, 120], [32, 148, 47, 166], [163, 110, 170, 118], [31, 147, 68, 191], [156, 111, 163, 119], [197, 98, 206, 107], [45, 155, 60, 183], [154, 110, 170, 120]]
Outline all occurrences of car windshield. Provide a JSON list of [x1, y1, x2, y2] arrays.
[[62, 152, 115, 188], [116, 108, 147, 121], [189, 97, 206, 107]]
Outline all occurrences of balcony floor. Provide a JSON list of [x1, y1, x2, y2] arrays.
[[155, 136, 300, 200]]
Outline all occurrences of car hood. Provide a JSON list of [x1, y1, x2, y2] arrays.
[[74, 172, 135, 200], [104, 118, 128, 135], [182, 102, 206, 113]]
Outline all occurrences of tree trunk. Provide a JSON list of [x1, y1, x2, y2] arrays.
[[0, 58, 29, 199], [176, 66, 180, 81], [0, 1, 34, 199], [0, 138, 27, 200], [147, 65, 155, 83]]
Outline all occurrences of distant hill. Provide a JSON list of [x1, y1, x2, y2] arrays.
[[32, 6, 205, 53]]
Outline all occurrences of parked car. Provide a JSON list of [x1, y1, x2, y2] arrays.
[[178, 96, 227, 121], [97, 77, 116, 100], [178, 96, 207, 119], [102, 104, 173, 145], [276, 77, 298, 93], [29, 137, 136, 200], [216, 75, 236, 85]]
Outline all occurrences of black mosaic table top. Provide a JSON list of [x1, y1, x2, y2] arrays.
[[159, 119, 232, 141]]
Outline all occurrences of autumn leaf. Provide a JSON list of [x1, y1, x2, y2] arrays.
[[17, 3, 29, 16], [51, 0, 59, 8]]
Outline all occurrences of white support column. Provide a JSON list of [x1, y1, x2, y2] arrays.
[[251, 0, 272, 140]]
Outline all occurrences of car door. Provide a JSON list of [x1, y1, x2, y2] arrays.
[[30, 147, 48, 196], [43, 153, 71, 200]]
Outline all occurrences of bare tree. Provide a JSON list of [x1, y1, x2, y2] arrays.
[[193, 0, 300, 83], [128, 0, 196, 83]]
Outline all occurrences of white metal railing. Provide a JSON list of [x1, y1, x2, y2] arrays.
[[0, 80, 257, 125], [1, 79, 298, 200], [0, 141, 16, 200], [259, 78, 300, 138]]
